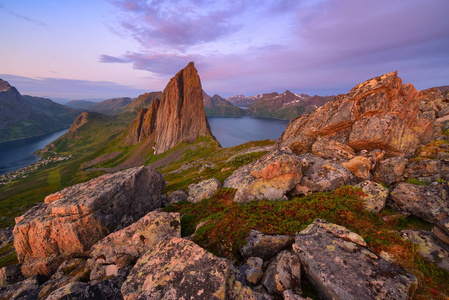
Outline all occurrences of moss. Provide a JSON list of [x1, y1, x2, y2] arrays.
[[405, 178, 430, 186]]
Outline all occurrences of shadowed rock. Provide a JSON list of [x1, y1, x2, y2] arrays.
[[13, 166, 165, 277], [293, 219, 417, 299]]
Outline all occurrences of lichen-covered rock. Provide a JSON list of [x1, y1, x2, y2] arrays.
[[355, 180, 389, 213], [240, 230, 295, 261], [391, 183, 449, 224], [283, 289, 308, 300], [244, 257, 264, 285], [187, 178, 222, 203], [0, 274, 47, 300], [277, 72, 434, 158], [261, 250, 301, 295], [166, 190, 188, 204], [121, 237, 233, 300], [88, 210, 180, 281], [13, 166, 165, 277], [0, 227, 13, 248], [433, 218, 449, 245], [224, 148, 303, 203], [342, 156, 372, 180], [45, 273, 126, 300], [293, 219, 417, 299], [403, 159, 449, 182], [0, 264, 23, 287], [401, 230, 449, 272], [38, 258, 89, 299], [294, 153, 354, 194], [373, 156, 408, 185], [311, 137, 355, 161]]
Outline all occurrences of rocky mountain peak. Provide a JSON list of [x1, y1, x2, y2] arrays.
[[153, 62, 212, 154], [0, 79, 12, 92]]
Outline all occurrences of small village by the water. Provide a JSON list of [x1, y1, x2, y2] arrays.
[[0, 155, 71, 185]]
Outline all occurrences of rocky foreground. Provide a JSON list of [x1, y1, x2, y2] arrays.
[[1, 70, 449, 299]]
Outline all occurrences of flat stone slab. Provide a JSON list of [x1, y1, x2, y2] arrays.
[[293, 219, 417, 300]]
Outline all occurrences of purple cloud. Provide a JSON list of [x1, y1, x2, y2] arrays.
[[101, 0, 449, 96]]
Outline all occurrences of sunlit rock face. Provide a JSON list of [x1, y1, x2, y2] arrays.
[[277, 71, 438, 158]]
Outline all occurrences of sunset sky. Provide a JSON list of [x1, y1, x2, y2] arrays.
[[1, 0, 448, 100]]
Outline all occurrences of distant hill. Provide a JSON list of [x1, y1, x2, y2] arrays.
[[67, 97, 133, 115], [122, 92, 163, 113], [0, 79, 83, 143], [245, 90, 335, 120], [66, 93, 163, 115], [203, 91, 242, 117]]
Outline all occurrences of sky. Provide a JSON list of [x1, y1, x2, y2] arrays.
[[1, 0, 448, 100]]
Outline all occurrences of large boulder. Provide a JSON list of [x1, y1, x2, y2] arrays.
[[121, 237, 233, 300], [240, 230, 295, 261], [13, 166, 165, 277], [294, 153, 354, 195], [277, 72, 436, 158], [88, 210, 180, 282], [390, 183, 449, 224], [293, 219, 417, 299], [224, 148, 303, 203], [187, 178, 222, 203]]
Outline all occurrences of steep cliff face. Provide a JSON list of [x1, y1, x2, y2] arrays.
[[277, 72, 437, 157], [153, 62, 212, 154]]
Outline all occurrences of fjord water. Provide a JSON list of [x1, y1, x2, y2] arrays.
[[208, 116, 289, 147], [0, 129, 68, 175], [0, 117, 288, 176]]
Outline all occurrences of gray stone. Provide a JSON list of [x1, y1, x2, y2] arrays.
[[224, 148, 303, 203], [0, 264, 23, 287], [240, 230, 295, 261], [245, 257, 264, 285], [0, 275, 45, 300], [391, 183, 449, 224], [167, 190, 188, 204], [293, 219, 417, 300], [261, 250, 301, 295], [403, 159, 449, 182], [294, 153, 354, 194], [373, 156, 408, 186], [311, 137, 355, 161], [401, 230, 449, 272], [0, 227, 13, 248], [121, 237, 233, 300], [433, 217, 449, 246], [187, 178, 222, 203], [38, 258, 89, 299], [355, 180, 389, 213]]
